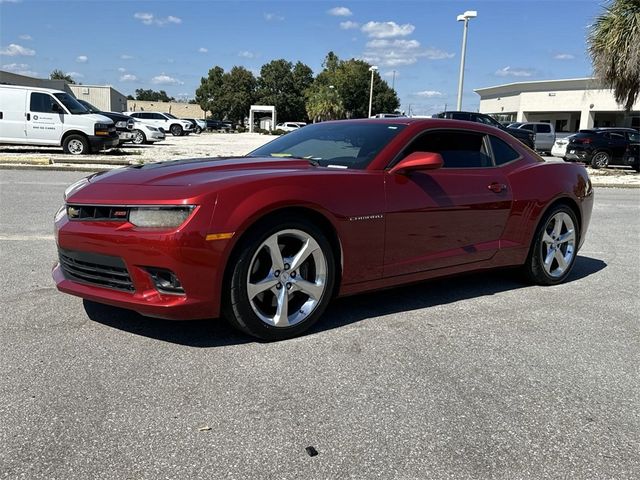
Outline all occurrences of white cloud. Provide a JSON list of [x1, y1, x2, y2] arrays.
[[120, 74, 137, 82], [340, 20, 359, 30], [2, 62, 37, 76], [76, 55, 88, 63], [67, 71, 84, 79], [151, 74, 183, 85], [554, 53, 575, 60], [415, 90, 443, 98], [117, 67, 126, 72], [264, 12, 284, 21], [238, 50, 255, 58], [18, 34, 32, 40], [361, 21, 415, 38], [0, 43, 36, 56], [328, 7, 352, 16], [198, 47, 208, 53], [134, 12, 182, 26], [363, 39, 454, 67], [495, 66, 534, 77], [120, 54, 134, 60]]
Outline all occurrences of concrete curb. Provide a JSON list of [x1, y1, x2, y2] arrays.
[[1, 163, 638, 188]]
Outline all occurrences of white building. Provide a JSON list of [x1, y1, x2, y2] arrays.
[[475, 78, 640, 133], [69, 84, 128, 112]]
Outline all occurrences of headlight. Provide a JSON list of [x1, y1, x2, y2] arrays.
[[128, 206, 195, 228], [54, 204, 66, 222], [148, 126, 158, 131], [116, 120, 127, 128], [64, 177, 89, 201]]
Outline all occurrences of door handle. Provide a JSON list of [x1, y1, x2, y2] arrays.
[[488, 182, 507, 193], [26, 113, 30, 121]]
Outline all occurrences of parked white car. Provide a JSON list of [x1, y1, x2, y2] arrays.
[[130, 121, 166, 145], [508, 122, 556, 152], [125, 111, 194, 136], [276, 122, 306, 132], [551, 135, 575, 159], [0, 84, 118, 154]]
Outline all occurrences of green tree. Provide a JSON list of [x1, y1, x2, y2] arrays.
[[49, 69, 75, 84], [306, 85, 345, 122], [220, 66, 256, 124], [588, 0, 640, 110], [195, 66, 225, 118], [256, 59, 313, 121], [134, 89, 174, 102]]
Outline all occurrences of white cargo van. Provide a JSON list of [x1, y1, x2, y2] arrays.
[[0, 85, 119, 154]]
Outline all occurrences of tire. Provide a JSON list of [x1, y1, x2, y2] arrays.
[[524, 204, 579, 285], [63, 134, 89, 155], [591, 151, 610, 168], [170, 124, 183, 136], [223, 216, 336, 341], [195, 126, 202, 134], [132, 129, 146, 145]]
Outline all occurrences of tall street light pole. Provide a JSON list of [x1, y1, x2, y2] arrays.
[[456, 10, 477, 111], [368, 65, 378, 118]]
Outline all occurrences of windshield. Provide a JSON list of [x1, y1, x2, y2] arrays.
[[53, 93, 89, 114], [165, 113, 178, 119], [78, 99, 100, 113], [247, 122, 406, 169]]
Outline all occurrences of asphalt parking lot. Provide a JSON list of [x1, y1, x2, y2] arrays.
[[1, 170, 638, 479]]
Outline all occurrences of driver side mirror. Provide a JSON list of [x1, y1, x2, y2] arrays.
[[51, 103, 64, 114], [389, 151, 444, 175]]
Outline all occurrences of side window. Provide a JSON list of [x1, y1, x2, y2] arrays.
[[154, 113, 167, 120], [450, 112, 470, 121], [138, 112, 151, 119], [520, 124, 535, 131], [609, 132, 625, 140], [536, 124, 551, 133], [30, 93, 57, 113], [628, 132, 640, 143], [489, 135, 520, 165], [401, 130, 493, 168], [130, 112, 141, 118]]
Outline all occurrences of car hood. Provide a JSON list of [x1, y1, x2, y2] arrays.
[[100, 111, 132, 122], [88, 157, 315, 187]]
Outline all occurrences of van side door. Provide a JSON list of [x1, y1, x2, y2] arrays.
[[0, 87, 27, 142], [26, 92, 64, 145]]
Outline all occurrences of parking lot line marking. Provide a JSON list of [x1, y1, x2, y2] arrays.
[[0, 234, 55, 241]]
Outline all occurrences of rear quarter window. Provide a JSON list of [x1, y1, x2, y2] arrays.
[[489, 135, 520, 165], [536, 124, 551, 133]]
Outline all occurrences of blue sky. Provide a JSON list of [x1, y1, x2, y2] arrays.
[[0, 0, 602, 115]]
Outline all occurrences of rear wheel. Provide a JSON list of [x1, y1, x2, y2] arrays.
[[591, 151, 610, 168], [63, 134, 89, 155], [170, 124, 183, 136], [224, 216, 335, 341], [524, 205, 579, 285]]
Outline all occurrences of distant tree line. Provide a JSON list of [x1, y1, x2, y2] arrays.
[[195, 52, 400, 124]]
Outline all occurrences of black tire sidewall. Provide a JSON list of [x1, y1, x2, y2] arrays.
[[225, 217, 336, 341], [170, 124, 182, 136], [63, 134, 88, 155], [526, 205, 580, 285]]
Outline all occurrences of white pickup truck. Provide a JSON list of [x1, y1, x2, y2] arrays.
[[507, 122, 556, 152]]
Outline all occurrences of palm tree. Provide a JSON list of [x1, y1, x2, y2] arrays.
[[305, 85, 345, 123], [588, 0, 640, 111]]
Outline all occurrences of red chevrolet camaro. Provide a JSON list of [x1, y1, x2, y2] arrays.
[[53, 119, 593, 340]]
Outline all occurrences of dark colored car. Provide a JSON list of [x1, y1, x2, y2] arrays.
[[433, 111, 536, 149], [206, 119, 233, 132], [53, 118, 593, 341], [77, 100, 135, 145], [564, 128, 640, 170]]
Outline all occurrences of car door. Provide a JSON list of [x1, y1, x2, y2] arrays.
[[534, 123, 554, 150], [26, 91, 64, 145], [607, 131, 628, 161], [151, 113, 169, 131], [383, 129, 513, 277], [0, 87, 27, 142]]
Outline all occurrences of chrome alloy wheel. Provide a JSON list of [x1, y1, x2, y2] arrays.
[[541, 212, 576, 278], [592, 151, 609, 168], [247, 229, 328, 327], [67, 138, 85, 154]]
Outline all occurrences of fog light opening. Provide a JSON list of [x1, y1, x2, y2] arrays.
[[145, 268, 185, 295]]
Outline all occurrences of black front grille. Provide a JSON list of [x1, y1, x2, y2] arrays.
[[67, 205, 129, 221], [58, 249, 134, 292]]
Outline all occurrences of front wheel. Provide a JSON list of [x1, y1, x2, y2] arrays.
[[524, 205, 579, 285], [170, 124, 183, 136], [591, 151, 610, 168], [63, 134, 89, 155], [195, 126, 202, 134], [224, 217, 336, 340], [132, 129, 146, 145]]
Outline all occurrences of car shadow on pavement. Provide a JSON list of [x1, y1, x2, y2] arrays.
[[83, 255, 606, 346]]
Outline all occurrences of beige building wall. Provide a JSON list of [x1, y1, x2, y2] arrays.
[[476, 78, 640, 132], [69, 85, 127, 112], [126, 100, 206, 118]]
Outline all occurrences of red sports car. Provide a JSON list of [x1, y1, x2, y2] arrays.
[[53, 119, 593, 340]]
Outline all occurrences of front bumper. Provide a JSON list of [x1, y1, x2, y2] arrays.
[[564, 147, 590, 162], [117, 131, 135, 143], [53, 207, 229, 320], [88, 135, 119, 151], [148, 130, 165, 141]]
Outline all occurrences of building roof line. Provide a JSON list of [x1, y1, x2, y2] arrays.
[[474, 77, 597, 93]]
